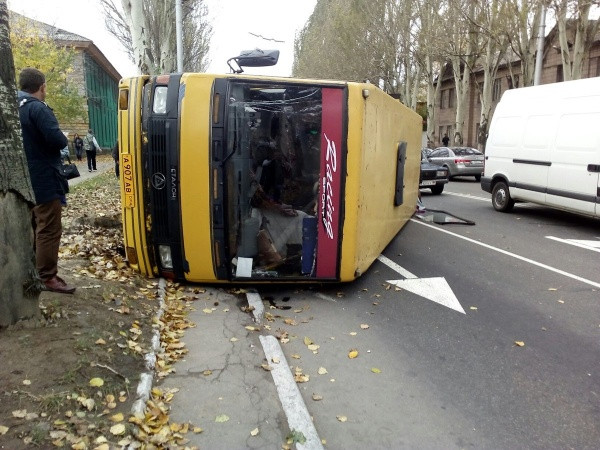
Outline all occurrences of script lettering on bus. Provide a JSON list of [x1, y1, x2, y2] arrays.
[[121, 154, 135, 208], [321, 133, 337, 239]]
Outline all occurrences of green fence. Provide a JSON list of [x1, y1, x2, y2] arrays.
[[85, 55, 118, 149]]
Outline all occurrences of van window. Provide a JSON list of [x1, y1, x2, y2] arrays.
[[488, 116, 522, 147]]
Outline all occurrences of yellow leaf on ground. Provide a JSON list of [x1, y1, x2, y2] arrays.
[[360, 324, 369, 329], [110, 423, 126, 435], [250, 427, 259, 436], [22, 379, 31, 385], [89, 377, 104, 387], [312, 394, 323, 401], [371, 368, 382, 374], [348, 349, 359, 359], [349, 332, 357, 336], [303, 336, 313, 346], [193, 427, 203, 433], [291, 354, 301, 359], [514, 341, 525, 347], [110, 413, 124, 422], [202, 308, 213, 314], [93, 444, 110, 450], [12, 410, 27, 418], [0, 426, 9, 435], [317, 367, 328, 375], [337, 415, 348, 422], [307, 344, 320, 351], [215, 414, 230, 423]]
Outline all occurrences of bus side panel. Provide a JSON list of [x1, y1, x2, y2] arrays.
[[340, 84, 421, 281], [178, 74, 219, 282], [119, 76, 155, 277]]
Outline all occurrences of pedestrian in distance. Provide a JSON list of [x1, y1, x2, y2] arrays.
[[442, 133, 450, 146], [73, 133, 84, 161], [17, 67, 76, 294], [112, 141, 119, 177], [84, 128, 101, 172]]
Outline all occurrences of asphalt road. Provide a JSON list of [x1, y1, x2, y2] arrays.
[[246, 178, 600, 449]]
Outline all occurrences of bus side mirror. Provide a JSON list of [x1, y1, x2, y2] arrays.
[[227, 49, 280, 74]]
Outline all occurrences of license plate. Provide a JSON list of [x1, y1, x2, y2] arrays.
[[121, 153, 135, 208], [420, 180, 436, 186]]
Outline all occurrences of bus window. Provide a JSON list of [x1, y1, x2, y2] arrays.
[[221, 82, 325, 279]]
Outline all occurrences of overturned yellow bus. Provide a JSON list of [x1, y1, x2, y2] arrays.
[[118, 71, 421, 282]]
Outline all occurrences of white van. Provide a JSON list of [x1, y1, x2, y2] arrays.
[[481, 77, 600, 217]]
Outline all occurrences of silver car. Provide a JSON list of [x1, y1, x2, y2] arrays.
[[427, 146, 484, 180]]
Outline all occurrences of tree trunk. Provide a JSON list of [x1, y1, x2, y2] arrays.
[[0, 0, 41, 327]]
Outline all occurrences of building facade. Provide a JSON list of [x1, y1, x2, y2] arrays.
[[10, 12, 121, 149], [434, 24, 600, 150]]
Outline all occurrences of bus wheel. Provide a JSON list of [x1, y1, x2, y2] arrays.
[[492, 181, 514, 212]]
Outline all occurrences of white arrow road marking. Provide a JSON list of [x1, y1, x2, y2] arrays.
[[377, 255, 465, 314], [386, 278, 466, 314], [546, 236, 600, 253]]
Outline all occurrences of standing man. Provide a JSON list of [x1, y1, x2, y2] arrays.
[[17, 67, 75, 294], [84, 128, 100, 172], [442, 133, 450, 146]]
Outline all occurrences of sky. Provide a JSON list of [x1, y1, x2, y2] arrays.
[[7, 0, 317, 78]]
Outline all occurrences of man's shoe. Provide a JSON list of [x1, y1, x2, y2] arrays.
[[44, 276, 76, 294]]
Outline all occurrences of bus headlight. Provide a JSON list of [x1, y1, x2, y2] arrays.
[[153, 86, 168, 114], [158, 245, 173, 269]]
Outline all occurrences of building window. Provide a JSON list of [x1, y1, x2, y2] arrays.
[[448, 88, 455, 108], [556, 65, 563, 82], [440, 90, 447, 109], [492, 78, 502, 101]]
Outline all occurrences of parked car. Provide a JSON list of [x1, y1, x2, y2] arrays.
[[428, 146, 484, 180], [420, 150, 449, 195]]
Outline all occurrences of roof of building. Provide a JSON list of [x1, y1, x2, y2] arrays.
[[9, 11, 122, 82]]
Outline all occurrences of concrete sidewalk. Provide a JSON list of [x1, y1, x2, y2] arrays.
[[68, 154, 116, 187], [159, 287, 292, 449]]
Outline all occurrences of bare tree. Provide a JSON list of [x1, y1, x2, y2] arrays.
[[102, 0, 212, 74], [0, 0, 41, 327], [550, 0, 600, 80]]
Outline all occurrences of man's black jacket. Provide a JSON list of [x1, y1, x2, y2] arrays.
[[17, 91, 68, 204]]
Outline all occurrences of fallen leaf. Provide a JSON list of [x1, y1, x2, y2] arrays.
[[303, 336, 313, 346], [360, 324, 369, 329], [470, 306, 478, 310], [337, 415, 348, 422], [110, 413, 124, 422], [89, 377, 104, 387], [271, 357, 280, 364], [514, 341, 525, 347], [202, 308, 213, 314], [193, 427, 203, 433], [548, 288, 557, 291], [230, 337, 238, 342], [93, 444, 110, 450], [291, 354, 301, 359], [312, 394, 323, 401], [202, 370, 212, 376], [307, 344, 320, 351], [12, 410, 27, 418], [371, 368, 382, 374], [558, 300, 565, 304], [349, 332, 357, 336], [261, 364, 273, 371], [0, 426, 8, 435], [348, 349, 359, 359], [317, 367, 328, 375], [215, 414, 230, 423], [250, 428, 259, 436], [22, 379, 31, 385], [110, 423, 126, 435]]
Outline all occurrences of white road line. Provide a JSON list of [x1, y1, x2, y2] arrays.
[[246, 291, 265, 323], [377, 255, 417, 279], [411, 219, 600, 289], [444, 191, 490, 202], [259, 335, 324, 450], [546, 236, 600, 254]]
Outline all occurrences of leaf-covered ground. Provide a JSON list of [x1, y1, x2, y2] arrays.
[[0, 162, 163, 448]]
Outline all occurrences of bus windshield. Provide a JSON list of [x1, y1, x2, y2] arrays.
[[223, 82, 324, 279]]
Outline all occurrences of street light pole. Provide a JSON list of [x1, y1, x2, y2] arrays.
[[175, 0, 183, 72], [533, 4, 547, 86]]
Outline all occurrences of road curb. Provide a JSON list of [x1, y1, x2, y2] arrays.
[[131, 278, 166, 416]]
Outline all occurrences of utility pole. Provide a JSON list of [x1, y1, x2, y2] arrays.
[[176, 0, 183, 72], [533, 4, 547, 86]]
